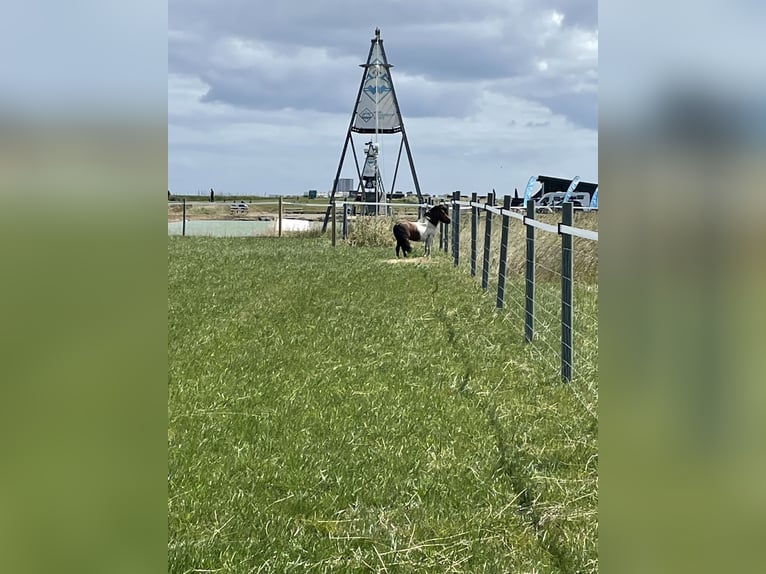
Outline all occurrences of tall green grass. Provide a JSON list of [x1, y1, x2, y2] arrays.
[[168, 236, 597, 573], [344, 216, 398, 247], [453, 209, 599, 284]]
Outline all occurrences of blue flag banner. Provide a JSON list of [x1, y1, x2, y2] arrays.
[[561, 176, 581, 204], [522, 176, 537, 202]]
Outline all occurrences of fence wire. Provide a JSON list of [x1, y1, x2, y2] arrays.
[[454, 200, 598, 402]]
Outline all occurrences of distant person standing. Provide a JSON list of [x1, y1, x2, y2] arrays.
[[210, 188, 215, 202]]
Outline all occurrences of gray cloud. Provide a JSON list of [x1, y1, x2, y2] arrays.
[[538, 92, 598, 130], [170, 0, 597, 126], [168, 0, 598, 195]]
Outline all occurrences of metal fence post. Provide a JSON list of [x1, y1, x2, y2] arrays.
[[525, 198, 536, 343], [442, 199, 449, 253], [182, 198, 186, 236], [481, 191, 494, 291], [452, 191, 460, 266], [331, 202, 336, 247], [470, 192, 478, 276], [438, 200, 444, 251], [342, 202, 348, 240], [278, 196, 283, 237], [561, 201, 573, 382], [496, 194, 511, 309]]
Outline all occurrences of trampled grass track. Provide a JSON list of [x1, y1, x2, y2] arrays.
[[168, 236, 597, 573]]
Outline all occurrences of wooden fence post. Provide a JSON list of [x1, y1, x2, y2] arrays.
[[496, 194, 511, 309], [481, 191, 495, 291], [525, 198, 536, 343], [470, 192, 478, 276], [561, 201, 573, 382]]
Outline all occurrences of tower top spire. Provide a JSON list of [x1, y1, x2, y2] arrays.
[[322, 27, 423, 230]]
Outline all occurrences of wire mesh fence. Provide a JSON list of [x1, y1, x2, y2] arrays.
[[167, 198, 335, 237], [450, 194, 598, 395]]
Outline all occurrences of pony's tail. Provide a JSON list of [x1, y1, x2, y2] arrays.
[[393, 223, 412, 254]]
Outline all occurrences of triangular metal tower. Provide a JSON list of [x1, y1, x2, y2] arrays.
[[322, 28, 423, 231]]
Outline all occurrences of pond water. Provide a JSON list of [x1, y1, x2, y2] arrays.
[[168, 219, 315, 237]]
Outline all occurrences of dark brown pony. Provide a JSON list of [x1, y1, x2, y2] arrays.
[[393, 204, 451, 257]]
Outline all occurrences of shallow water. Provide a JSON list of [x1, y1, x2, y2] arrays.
[[168, 219, 314, 237]]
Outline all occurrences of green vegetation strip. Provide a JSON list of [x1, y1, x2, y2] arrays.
[[168, 236, 597, 573]]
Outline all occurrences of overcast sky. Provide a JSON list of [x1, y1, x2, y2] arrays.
[[169, 0, 597, 197]]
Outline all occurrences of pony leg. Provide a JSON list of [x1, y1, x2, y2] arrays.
[[393, 224, 413, 258]]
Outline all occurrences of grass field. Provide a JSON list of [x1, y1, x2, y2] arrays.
[[168, 236, 598, 573]]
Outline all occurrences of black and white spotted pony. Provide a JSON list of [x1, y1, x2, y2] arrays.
[[392, 204, 451, 258]]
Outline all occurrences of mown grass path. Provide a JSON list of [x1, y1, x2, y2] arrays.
[[168, 237, 597, 573]]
